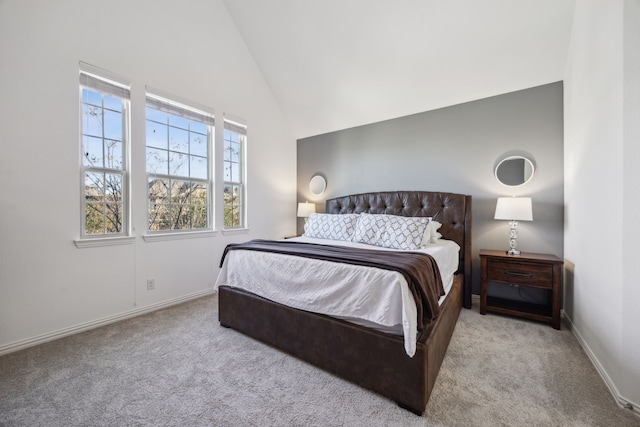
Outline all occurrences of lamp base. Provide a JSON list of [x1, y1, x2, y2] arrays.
[[507, 221, 520, 256]]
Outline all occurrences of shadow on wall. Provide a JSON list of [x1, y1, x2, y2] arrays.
[[563, 259, 575, 320]]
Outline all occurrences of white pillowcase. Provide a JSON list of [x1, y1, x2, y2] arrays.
[[422, 219, 443, 246], [351, 213, 429, 250], [303, 213, 360, 241]]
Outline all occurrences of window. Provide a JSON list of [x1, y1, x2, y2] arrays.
[[79, 66, 130, 237], [145, 91, 214, 232], [223, 116, 246, 229]]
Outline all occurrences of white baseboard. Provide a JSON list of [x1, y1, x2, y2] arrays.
[[563, 310, 640, 418], [0, 289, 215, 357]]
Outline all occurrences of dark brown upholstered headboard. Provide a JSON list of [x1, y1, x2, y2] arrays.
[[326, 191, 472, 309]]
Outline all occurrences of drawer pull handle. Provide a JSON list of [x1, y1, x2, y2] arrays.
[[505, 270, 532, 278]]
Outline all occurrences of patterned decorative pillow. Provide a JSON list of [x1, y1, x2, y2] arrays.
[[352, 213, 430, 250], [303, 213, 360, 241]]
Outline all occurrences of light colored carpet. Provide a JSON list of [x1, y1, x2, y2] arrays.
[[0, 295, 638, 427]]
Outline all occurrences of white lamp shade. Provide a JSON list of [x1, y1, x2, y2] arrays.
[[297, 202, 316, 218], [494, 197, 533, 221]]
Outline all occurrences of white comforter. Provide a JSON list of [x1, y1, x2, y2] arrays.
[[214, 236, 460, 357]]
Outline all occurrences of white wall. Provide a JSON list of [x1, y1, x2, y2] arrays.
[[0, 0, 296, 353], [621, 0, 640, 410], [564, 0, 640, 411]]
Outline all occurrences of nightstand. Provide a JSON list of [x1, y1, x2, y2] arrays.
[[479, 249, 563, 329]]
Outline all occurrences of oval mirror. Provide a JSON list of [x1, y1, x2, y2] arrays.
[[495, 156, 535, 187], [309, 174, 327, 196]]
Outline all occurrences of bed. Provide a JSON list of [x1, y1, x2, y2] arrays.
[[215, 190, 472, 414]]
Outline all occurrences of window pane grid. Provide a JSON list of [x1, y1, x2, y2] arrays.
[[223, 132, 243, 183], [223, 184, 242, 228], [223, 125, 245, 229], [147, 177, 209, 231], [80, 77, 129, 238], [146, 100, 212, 232], [84, 170, 125, 235], [81, 74, 253, 237]]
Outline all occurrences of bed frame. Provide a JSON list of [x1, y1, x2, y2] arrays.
[[218, 191, 472, 414]]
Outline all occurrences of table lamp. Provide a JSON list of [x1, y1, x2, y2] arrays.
[[297, 202, 316, 223], [494, 197, 533, 255]]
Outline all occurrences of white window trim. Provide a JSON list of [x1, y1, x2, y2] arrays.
[[79, 63, 131, 240], [142, 230, 217, 242], [222, 114, 247, 230], [221, 228, 250, 236], [74, 236, 136, 248], [145, 88, 215, 233]]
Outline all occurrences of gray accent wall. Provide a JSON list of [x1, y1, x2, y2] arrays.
[[297, 82, 564, 294]]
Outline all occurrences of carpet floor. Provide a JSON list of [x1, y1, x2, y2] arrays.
[[1, 294, 638, 426]]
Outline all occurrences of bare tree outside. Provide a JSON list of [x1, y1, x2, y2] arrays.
[[223, 184, 242, 227], [147, 178, 208, 230], [146, 105, 210, 231]]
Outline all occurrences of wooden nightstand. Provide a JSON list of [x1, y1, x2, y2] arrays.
[[480, 249, 564, 329]]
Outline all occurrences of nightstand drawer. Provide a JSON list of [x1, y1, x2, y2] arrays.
[[487, 260, 553, 288]]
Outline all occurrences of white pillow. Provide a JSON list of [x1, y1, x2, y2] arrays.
[[351, 213, 429, 250], [430, 220, 443, 242], [303, 213, 360, 241], [422, 219, 443, 246]]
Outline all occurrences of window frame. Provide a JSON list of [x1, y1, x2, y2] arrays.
[[223, 115, 247, 230], [145, 89, 215, 234], [78, 65, 131, 240]]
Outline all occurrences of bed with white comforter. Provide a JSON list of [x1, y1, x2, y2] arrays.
[[214, 190, 472, 415], [215, 236, 459, 357]]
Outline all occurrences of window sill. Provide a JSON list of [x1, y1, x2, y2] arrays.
[[143, 230, 217, 242], [74, 236, 136, 248], [221, 228, 250, 236]]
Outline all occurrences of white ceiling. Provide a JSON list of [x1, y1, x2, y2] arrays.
[[223, 0, 576, 139]]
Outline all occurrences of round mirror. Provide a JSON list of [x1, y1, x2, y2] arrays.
[[309, 174, 327, 196], [495, 156, 535, 187]]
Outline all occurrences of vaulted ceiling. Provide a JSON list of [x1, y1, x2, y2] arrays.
[[223, 0, 576, 139]]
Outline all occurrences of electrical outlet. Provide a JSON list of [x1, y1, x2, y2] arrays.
[[146, 278, 156, 290]]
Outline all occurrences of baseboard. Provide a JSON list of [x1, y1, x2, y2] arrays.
[[0, 289, 215, 357], [563, 310, 640, 418]]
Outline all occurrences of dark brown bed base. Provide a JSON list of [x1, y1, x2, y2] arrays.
[[218, 191, 472, 414]]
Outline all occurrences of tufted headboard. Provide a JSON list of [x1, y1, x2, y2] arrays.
[[326, 191, 472, 309]]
